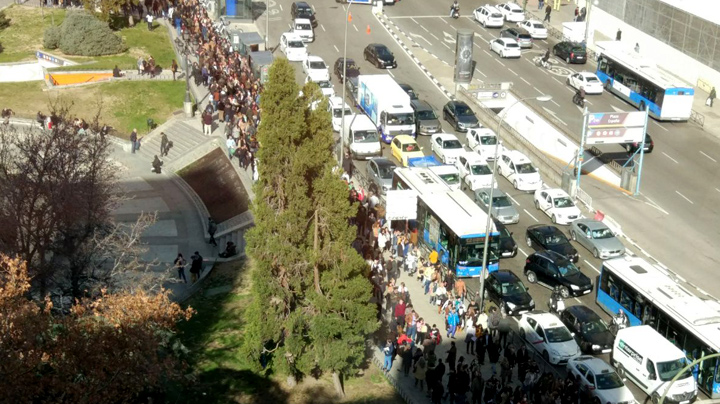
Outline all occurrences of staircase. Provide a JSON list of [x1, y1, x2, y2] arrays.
[[138, 120, 211, 164]]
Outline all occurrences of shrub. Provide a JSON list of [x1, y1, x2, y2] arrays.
[[58, 11, 123, 56], [43, 25, 61, 50], [0, 10, 10, 30]]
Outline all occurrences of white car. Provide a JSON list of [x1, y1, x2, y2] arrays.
[[305, 76, 335, 97], [518, 20, 548, 39], [428, 165, 462, 191], [498, 150, 543, 191], [466, 127, 500, 161], [490, 38, 522, 58], [567, 72, 604, 94], [533, 188, 582, 225], [474, 5, 504, 28], [279, 32, 308, 62], [302, 55, 330, 82], [292, 18, 314, 42], [455, 152, 493, 191], [431, 133, 465, 165], [519, 311, 581, 365], [498, 2, 525, 22], [328, 96, 352, 132], [567, 356, 637, 404]]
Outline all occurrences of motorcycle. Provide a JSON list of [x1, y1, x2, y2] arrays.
[[572, 92, 585, 107], [450, 5, 460, 18], [548, 288, 565, 315], [536, 58, 551, 69], [608, 313, 629, 336]]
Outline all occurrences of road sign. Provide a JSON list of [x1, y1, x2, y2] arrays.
[[585, 111, 645, 144], [586, 127, 645, 144], [385, 190, 417, 221]]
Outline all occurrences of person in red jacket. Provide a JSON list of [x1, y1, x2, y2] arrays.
[[395, 299, 407, 329]]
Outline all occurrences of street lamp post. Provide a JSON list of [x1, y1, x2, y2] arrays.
[[266, 0, 270, 49], [477, 94, 553, 310], [339, 3, 353, 167], [183, 54, 193, 118]]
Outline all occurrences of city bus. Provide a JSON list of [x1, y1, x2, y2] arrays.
[[595, 43, 695, 121], [392, 167, 500, 277], [596, 256, 720, 398]]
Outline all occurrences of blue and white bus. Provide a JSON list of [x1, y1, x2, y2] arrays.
[[595, 44, 695, 121], [392, 167, 500, 278], [596, 256, 720, 398]]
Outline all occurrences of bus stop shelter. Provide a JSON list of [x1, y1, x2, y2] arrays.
[[249, 51, 273, 83], [230, 32, 265, 55]]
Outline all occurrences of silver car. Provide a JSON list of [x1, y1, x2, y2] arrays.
[[474, 188, 520, 224], [366, 157, 396, 196], [569, 219, 626, 259]]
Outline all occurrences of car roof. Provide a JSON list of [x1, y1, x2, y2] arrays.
[[399, 83, 413, 89], [328, 96, 348, 107], [503, 150, 532, 163], [307, 55, 324, 62], [295, 18, 312, 24], [565, 305, 602, 322], [411, 99, 433, 111], [371, 157, 395, 168], [570, 356, 615, 372], [573, 218, 607, 230], [295, 1, 310, 7], [541, 188, 570, 198], [283, 32, 304, 40], [481, 4, 501, 11], [499, 38, 519, 44], [525, 19, 544, 25], [527, 224, 563, 236], [531, 249, 569, 262], [577, 71, 597, 77], [476, 187, 507, 197], [504, 2, 522, 9], [526, 311, 566, 328], [336, 57, 355, 64], [491, 270, 520, 282], [395, 135, 417, 143], [434, 133, 459, 141], [369, 43, 388, 50], [459, 151, 486, 163]]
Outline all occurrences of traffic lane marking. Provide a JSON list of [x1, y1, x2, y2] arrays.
[[523, 209, 540, 222], [653, 121, 669, 132], [333, 45, 339, 52], [508, 68, 518, 76], [475, 68, 487, 78], [675, 190, 694, 204], [321, 24, 326, 32], [699, 151, 717, 163], [520, 77, 532, 86], [662, 151, 679, 164], [582, 260, 600, 274]]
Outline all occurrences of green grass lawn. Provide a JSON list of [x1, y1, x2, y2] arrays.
[[0, 80, 185, 139], [172, 260, 405, 404], [0, 5, 176, 70]]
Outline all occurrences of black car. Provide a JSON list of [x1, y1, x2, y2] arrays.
[[623, 133, 654, 154], [524, 250, 593, 297], [525, 224, 578, 262], [291, 1, 317, 27], [364, 43, 397, 69], [333, 57, 360, 82], [553, 41, 587, 64], [559, 305, 614, 354], [442, 100, 480, 132], [345, 76, 359, 105], [484, 270, 535, 316], [399, 83, 418, 100], [494, 218, 517, 258]]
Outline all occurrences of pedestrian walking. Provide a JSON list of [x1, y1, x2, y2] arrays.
[[130, 128, 138, 153], [208, 217, 218, 246], [465, 321, 476, 355], [537, 0, 544, 10], [447, 308, 460, 339], [447, 341, 458, 372], [226, 135, 237, 159], [137, 56, 144, 75], [146, 13, 154, 30], [413, 356, 427, 391], [544, 4, 552, 22], [174, 253, 187, 283], [616, 28, 622, 41], [707, 87, 716, 107], [171, 59, 178, 81], [190, 251, 203, 283], [574, 6, 579, 21], [160, 132, 169, 156], [634, 42, 640, 53], [382, 339, 395, 373], [401, 343, 413, 376], [151, 155, 163, 174]]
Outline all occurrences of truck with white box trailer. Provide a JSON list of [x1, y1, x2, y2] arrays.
[[356, 74, 415, 144]]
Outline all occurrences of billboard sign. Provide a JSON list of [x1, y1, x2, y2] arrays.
[[385, 190, 417, 221], [585, 111, 645, 144], [454, 29, 474, 84]]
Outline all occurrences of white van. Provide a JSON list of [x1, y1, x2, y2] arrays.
[[342, 114, 382, 160], [328, 96, 352, 132], [293, 18, 314, 43], [612, 326, 697, 404]]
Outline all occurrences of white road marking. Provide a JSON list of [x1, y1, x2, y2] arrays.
[[440, 17, 450, 25], [353, 24, 359, 32], [507, 68, 518, 76], [573, 297, 582, 303], [279, 4, 283, 10], [662, 151, 679, 164], [443, 42, 452, 49], [494, 58, 506, 67], [583, 260, 600, 274], [550, 99, 560, 107], [700, 151, 717, 162], [311, 4, 315, 11], [716, 188, 720, 193], [475, 68, 487, 78], [409, 32, 432, 45], [584, 99, 593, 105], [653, 121, 669, 132], [643, 196, 669, 215], [430, 33, 440, 41], [523, 209, 540, 222], [532, 86, 544, 95], [321, 24, 326, 32], [520, 77, 532, 86], [483, 49, 492, 57], [506, 194, 520, 206], [675, 190, 694, 204], [518, 248, 529, 257], [387, 70, 395, 78], [333, 45, 339, 53]]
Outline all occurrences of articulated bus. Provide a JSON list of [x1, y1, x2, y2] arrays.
[[596, 256, 720, 398], [392, 167, 500, 278], [595, 43, 694, 121]]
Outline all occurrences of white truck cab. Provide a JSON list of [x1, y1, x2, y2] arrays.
[[342, 114, 382, 160], [293, 18, 314, 43]]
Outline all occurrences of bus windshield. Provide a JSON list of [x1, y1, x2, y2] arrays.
[[458, 242, 498, 267]]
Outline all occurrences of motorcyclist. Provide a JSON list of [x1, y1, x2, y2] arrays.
[[574, 87, 586, 105], [549, 285, 565, 313], [450, 0, 459, 17], [542, 49, 550, 64], [613, 308, 629, 329]]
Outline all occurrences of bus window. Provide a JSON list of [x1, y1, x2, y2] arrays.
[[608, 275, 620, 301], [620, 289, 635, 314], [598, 58, 608, 73], [440, 227, 449, 249]]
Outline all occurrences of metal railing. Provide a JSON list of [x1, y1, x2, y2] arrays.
[[690, 109, 705, 128]]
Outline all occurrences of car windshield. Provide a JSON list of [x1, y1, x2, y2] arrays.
[[480, 135, 497, 145], [353, 130, 379, 143], [288, 41, 305, 48], [532, 23, 544, 29], [377, 164, 395, 179], [493, 195, 511, 207], [439, 173, 460, 185], [402, 143, 419, 152], [309, 61, 326, 69], [417, 110, 437, 120], [554, 197, 574, 208], [388, 113, 415, 125], [471, 164, 492, 175], [333, 108, 352, 118], [491, 13, 503, 18], [505, 42, 520, 48], [516, 163, 537, 174], [591, 227, 614, 239], [297, 23, 311, 30], [582, 319, 609, 335], [557, 261, 580, 276], [501, 280, 527, 296], [657, 359, 692, 382], [317, 81, 332, 88], [443, 140, 463, 149], [585, 76, 600, 83], [455, 104, 473, 116], [596, 372, 625, 390], [545, 233, 567, 246], [376, 47, 392, 57], [545, 326, 574, 343]]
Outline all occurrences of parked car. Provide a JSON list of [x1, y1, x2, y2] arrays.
[[280, 32, 308, 62], [456, 152, 493, 191], [494, 219, 518, 258], [559, 305, 614, 354], [498, 150, 543, 191], [333, 57, 360, 82], [474, 5, 504, 28], [497, 2, 525, 22], [366, 157, 396, 195], [553, 41, 587, 64], [525, 225, 578, 263], [519, 311, 581, 365], [518, 20, 548, 39], [524, 250, 592, 296], [485, 270, 534, 315], [443, 100, 480, 132], [475, 188, 520, 224], [399, 83, 418, 100], [431, 133, 465, 164], [327, 96, 352, 132], [533, 188, 582, 225], [391, 135, 424, 167], [500, 27, 533, 48], [490, 38, 522, 58], [291, 1, 317, 27], [566, 356, 637, 404], [411, 100, 441, 135], [364, 43, 397, 69], [302, 55, 329, 82], [292, 18, 314, 43], [622, 133, 654, 154], [569, 219, 626, 259], [466, 127, 500, 161], [345, 76, 359, 104], [567, 71, 603, 94], [305, 76, 334, 97]]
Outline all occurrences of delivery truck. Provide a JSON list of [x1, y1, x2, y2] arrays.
[[357, 75, 415, 143]]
